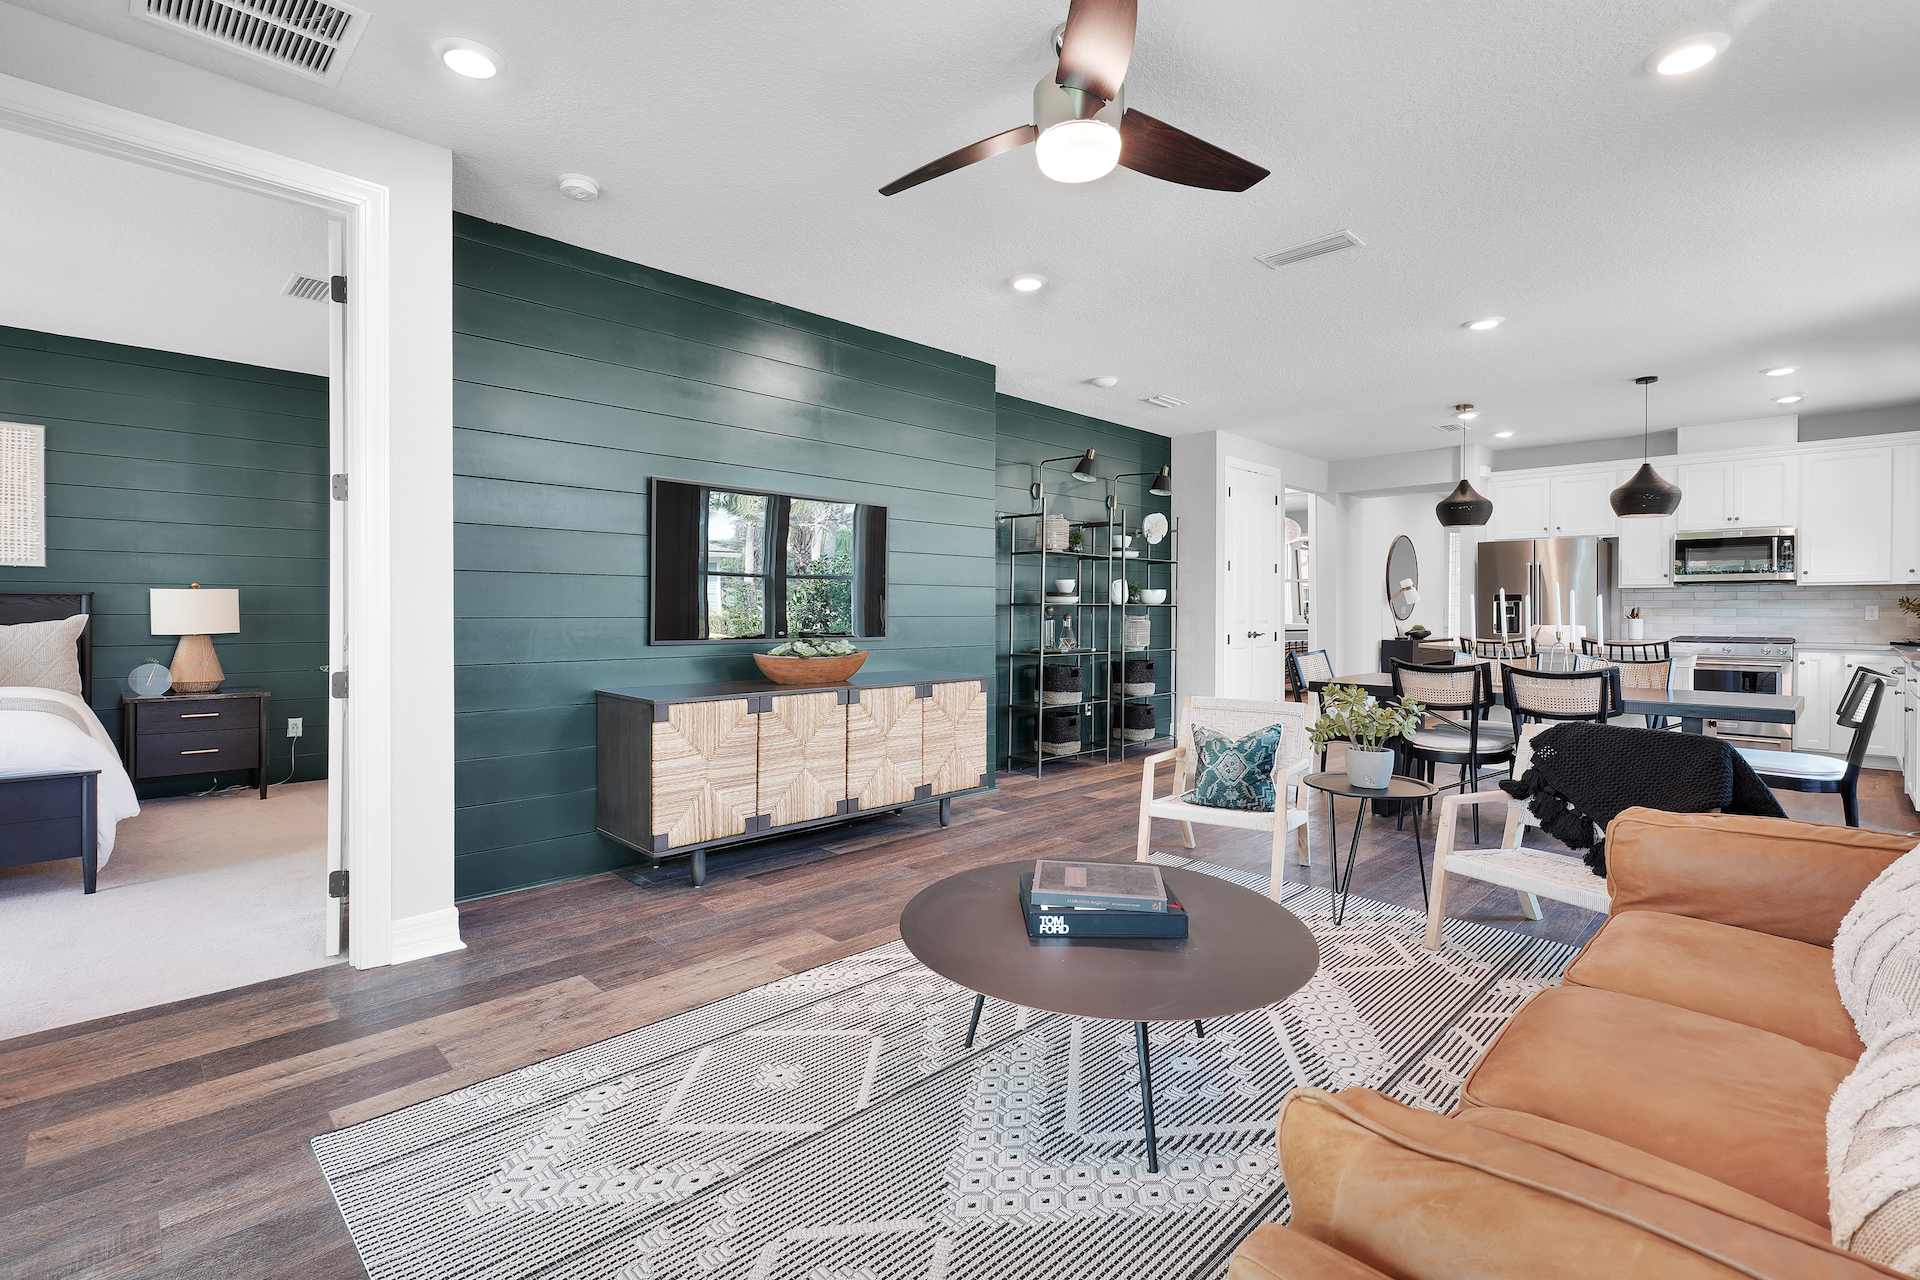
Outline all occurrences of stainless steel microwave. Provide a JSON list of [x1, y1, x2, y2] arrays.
[[1671, 527, 1796, 583]]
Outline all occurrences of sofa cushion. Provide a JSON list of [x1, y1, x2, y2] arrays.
[[1460, 985, 1853, 1225], [1833, 843, 1920, 1049], [1566, 910, 1863, 1060], [1278, 1087, 1904, 1279], [1829, 1019, 1920, 1272], [1229, 1225, 1395, 1279]]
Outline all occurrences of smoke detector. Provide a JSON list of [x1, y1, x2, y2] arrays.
[[282, 273, 331, 302], [1088, 376, 1119, 388], [1143, 394, 1188, 409], [559, 174, 601, 201], [131, 0, 371, 87], [1255, 230, 1364, 270]]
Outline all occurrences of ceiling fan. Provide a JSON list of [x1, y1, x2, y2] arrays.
[[879, 0, 1269, 197]]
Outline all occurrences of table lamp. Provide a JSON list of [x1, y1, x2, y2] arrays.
[[150, 584, 240, 694]]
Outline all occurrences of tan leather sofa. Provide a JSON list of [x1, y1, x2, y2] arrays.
[[1230, 808, 1917, 1279]]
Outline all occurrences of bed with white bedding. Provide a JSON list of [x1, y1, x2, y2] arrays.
[[0, 592, 141, 891]]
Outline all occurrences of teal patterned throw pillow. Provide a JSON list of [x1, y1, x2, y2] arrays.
[[1187, 722, 1286, 811]]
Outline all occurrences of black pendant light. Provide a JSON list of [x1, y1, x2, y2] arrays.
[[1609, 376, 1683, 518], [1435, 405, 1493, 527]]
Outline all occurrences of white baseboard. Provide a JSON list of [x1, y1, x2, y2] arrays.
[[387, 907, 465, 965]]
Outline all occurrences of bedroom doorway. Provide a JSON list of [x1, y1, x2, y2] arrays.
[[0, 120, 356, 1037]]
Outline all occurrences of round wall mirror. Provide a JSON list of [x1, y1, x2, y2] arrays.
[[1386, 535, 1419, 621]]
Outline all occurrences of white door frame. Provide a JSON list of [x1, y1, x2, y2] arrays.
[[0, 72, 396, 968]]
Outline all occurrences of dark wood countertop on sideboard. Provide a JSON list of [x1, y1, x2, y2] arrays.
[[597, 669, 989, 705]]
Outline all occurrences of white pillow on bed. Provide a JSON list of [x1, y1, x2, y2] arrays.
[[0, 614, 87, 697]]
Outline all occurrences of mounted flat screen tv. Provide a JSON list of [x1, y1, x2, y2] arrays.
[[650, 477, 888, 644]]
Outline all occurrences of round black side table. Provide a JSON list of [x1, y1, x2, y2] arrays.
[[1302, 772, 1438, 925]]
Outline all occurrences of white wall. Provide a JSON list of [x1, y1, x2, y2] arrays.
[[1327, 490, 1472, 674], [0, 7, 457, 931]]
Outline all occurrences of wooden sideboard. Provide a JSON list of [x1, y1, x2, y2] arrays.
[[597, 669, 991, 885]]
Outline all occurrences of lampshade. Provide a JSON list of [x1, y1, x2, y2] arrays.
[[1610, 462, 1682, 518], [150, 587, 239, 635], [1147, 466, 1172, 497], [1435, 480, 1494, 527], [1070, 449, 1098, 482]]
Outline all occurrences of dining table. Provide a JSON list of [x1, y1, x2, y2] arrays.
[[1306, 672, 1804, 737]]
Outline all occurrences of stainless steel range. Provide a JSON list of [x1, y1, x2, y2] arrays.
[[1669, 635, 1796, 745]]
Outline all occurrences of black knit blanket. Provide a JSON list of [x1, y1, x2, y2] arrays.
[[1498, 722, 1785, 876]]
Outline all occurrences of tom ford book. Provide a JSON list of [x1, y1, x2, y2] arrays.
[[1019, 875, 1188, 939], [1031, 859, 1169, 913]]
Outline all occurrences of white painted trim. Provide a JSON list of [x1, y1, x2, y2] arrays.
[[388, 907, 467, 965], [0, 71, 411, 968]]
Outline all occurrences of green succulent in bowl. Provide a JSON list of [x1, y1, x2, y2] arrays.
[[768, 639, 860, 658]]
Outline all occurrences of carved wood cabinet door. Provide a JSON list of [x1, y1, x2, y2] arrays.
[[846, 684, 923, 810], [650, 699, 759, 848], [758, 691, 847, 827], [924, 679, 989, 796]]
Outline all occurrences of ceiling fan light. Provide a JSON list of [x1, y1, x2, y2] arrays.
[[1035, 119, 1121, 184]]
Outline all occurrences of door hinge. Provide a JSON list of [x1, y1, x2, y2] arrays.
[[328, 869, 348, 898], [330, 275, 348, 304], [331, 670, 349, 698], [331, 473, 348, 500]]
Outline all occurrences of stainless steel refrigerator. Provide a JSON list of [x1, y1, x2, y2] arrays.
[[1476, 537, 1616, 640]]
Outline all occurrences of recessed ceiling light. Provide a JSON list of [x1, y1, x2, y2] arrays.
[[1774, 394, 1804, 405], [1494, 431, 1514, 438], [434, 38, 504, 79], [1088, 376, 1119, 388], [1010, 274, 1047, 292], [1647, 32, 1729, 76], [1464, 317, 1504, 331], [1763, 366, 1798, 376]]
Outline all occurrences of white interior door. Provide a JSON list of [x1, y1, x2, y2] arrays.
[[324, 220, 347, 958], [1224, 464, 1281, 699]]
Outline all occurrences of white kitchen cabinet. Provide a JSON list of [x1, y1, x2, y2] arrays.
[[1893, 445, 1920, 588], [1677, 457, 1798, 531], [1800, 446, 1894, 585], [1547, 470, 1618, 537], [1792, 651, 1840, 752], [1488, 475, 1551, 539], [1841, 653, 1905, 765], [1613, 464, 1678, 587]]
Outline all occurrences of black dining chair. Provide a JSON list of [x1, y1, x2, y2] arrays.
[[1391, 658, 1515, 843], [1471, 638, 1534, 661], [1737, 666, 1890, 827], [1501, 663, 1625, 737], [1581, 638, 1671, 663], [1289, 648, 1334, 698]]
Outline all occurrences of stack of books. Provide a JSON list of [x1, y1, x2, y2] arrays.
[[1019, 859, 1188, 939]]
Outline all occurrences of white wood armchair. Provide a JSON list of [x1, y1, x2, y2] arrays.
[[1135, 696, 1313, 901]]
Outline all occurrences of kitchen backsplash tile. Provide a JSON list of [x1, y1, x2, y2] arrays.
[[1622, 584, 1920, 646]]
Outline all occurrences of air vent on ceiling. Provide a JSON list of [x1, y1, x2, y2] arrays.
[[1431, 422, 1471, 435], [1255, 230, 1365, 270], [1143, 394, 1188, 409], [283, 273, 331, 302], [130, 0, 371, 86]]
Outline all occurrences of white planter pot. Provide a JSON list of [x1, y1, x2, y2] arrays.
[[1627, 618, 1645, 640], [1345, 747, 1396, 790]]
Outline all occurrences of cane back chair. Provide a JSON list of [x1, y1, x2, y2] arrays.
[[1390, 658, 1515, 843]]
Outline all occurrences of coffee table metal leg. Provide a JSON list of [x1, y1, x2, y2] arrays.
[[964, 993, 986, 1049], [1410, 798, 1430, 910], [1193, 1020, 1205, 1038], [1334, 798, 1365, 927], [1135, 1021, 1159, 1173]]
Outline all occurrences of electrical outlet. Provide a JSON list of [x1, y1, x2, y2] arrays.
[[1867, 606, 1880, 621], [287, 717, 304, 738]]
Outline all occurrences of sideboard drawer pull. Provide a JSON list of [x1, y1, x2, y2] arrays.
[[180, 748, 220, 755], [180, 712, 220, 718]]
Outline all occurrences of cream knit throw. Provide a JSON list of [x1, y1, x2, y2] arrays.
[[1834, 844, 1920, 1048], [1830, 1019, 1920, 1270]]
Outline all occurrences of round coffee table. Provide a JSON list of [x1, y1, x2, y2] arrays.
[[1302, 772, 1438, 926], [898, 861, 1319, 1171]]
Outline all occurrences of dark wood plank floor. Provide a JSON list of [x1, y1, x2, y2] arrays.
[[3, 757, 1915, 1278]]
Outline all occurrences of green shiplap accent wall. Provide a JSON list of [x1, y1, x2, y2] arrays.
[[994, 396, 1174, 768], [0, 326, 328, 795], [452, 215, 999, 900]]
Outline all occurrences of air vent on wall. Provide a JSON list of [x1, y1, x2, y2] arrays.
[[130, 0, 371, 86], [1255, 230, 1365, 270], [283, 273, 331, 302], [1143, 394, 1188, 409]]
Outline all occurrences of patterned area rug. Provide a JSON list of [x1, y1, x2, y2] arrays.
[[312, 859, 1577, 1280]]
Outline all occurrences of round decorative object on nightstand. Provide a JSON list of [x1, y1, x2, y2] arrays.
[[127, 661, 171, 698]]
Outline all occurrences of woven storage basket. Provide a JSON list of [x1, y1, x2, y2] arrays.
[[1040, 708, 1081, 756], [1040, 662, 1083, 705], [1120, 701, 1157, 743], [1114, 657, 1155, 697], [1124, 615, 1152, 651], [1040, 514, 1071, 551]]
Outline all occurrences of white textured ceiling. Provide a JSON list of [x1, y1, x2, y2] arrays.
[[15, 0, 1920, 457], [0, 127, 329, 375]]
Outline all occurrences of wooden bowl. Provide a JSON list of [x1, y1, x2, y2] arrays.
[[752, 651, 869, 685]]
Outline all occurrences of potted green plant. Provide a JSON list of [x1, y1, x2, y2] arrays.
[[1308, 684, 1424, 790]]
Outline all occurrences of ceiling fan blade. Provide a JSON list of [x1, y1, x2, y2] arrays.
[[879, 125, 1039, 196], [1055, 0, 1137, 112], [1118, 109, 1270, 192]]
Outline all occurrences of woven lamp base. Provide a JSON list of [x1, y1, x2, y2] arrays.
[[169, 633, 226, 694]]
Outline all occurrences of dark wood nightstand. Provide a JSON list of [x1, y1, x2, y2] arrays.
[[121, 687, 271, 799]]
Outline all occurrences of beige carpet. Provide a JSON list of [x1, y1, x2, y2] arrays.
[[0, 779, 338, 1042]]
